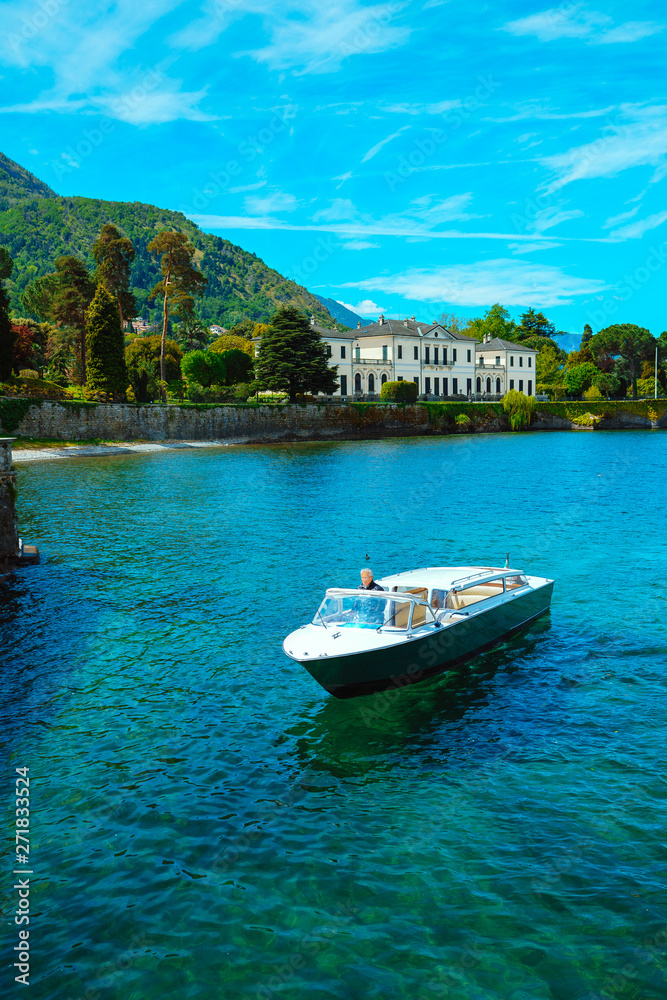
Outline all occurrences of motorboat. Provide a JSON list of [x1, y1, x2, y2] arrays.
[[283, 566, 554, 698]]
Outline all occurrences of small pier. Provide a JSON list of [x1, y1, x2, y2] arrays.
[[0, 438, 39, 568]]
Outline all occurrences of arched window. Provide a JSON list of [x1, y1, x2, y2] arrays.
[[354, 373, 362, 392], [368, 373, 375, 393], [496, 378, 501, 394], [486, 377, 491, 393], [381, 373, 388, 385], [476, 377, 481, 393]]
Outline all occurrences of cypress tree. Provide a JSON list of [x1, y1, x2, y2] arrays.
[[0, 247, 16, 381], [86, 284, 127, 400], [255, 307, 338, 402]]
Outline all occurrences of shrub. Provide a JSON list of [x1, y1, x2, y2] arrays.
[[583, 385, 602, 400], [502, 388, 535, 430], [0, 377, 71, 400], [209, 335, 255, 359], [233, 382, 255, 401], [455, 413, 471, 426], [125, 335, 182, 402], [380, 380, 419, 403]]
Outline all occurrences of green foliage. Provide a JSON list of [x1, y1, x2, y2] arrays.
[[209, 334, 255, 358], [86, 284, 128, 400], [173, 314, 211, 353], [181, 350, 226, 388], [462, 303, 516, 342], [0, 395, 35, 432], [0, 285, 15, 382], [564, 362, 600, 396], [455, 413, 471, 426], [92, 223, 136, 326], [502, 388, 535, 430], [589, 323, 655, 398], [583, 385, 603, 400], [0, 377, 70, 400], [220, 348, 254, 385], [0, 245, 16, 381], [125, 335, 182, 402], [233, 382, 255, 402], [180, 345, 254, 389], [254, 306, 338, 402], [515, 308, 564, 342], [380, 380, 419, 403]]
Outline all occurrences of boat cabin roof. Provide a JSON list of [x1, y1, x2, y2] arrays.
[[376, 566, 524, 591]]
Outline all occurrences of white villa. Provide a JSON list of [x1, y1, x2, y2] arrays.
[[253, 315, 538, 399], [313, 317, 537, 398]]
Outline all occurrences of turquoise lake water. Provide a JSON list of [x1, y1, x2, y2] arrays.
[[2, 430, 667, 1000]]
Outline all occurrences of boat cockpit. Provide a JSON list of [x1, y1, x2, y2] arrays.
[[313, 571, 531, 634]]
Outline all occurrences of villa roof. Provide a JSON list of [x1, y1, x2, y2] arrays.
[[475, 337, 538, 353], [355, 318, 476, 341]]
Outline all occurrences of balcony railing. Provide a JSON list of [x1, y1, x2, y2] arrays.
[[352, 357, 392, 365]]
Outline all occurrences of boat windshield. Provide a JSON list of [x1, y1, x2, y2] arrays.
[[313, 593, 416, 630]]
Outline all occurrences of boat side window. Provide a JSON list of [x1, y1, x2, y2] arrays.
[[393, 586, 428, 600], [504, 575, 529, 590], [446, 580, 506, 609], [431, 589, 446, 609], [410, 603, 436, 628]]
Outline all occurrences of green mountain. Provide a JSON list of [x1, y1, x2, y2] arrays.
[[0, 152, 337, 329]]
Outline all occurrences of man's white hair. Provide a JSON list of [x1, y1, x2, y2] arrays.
[[360, 568, 373, 576]]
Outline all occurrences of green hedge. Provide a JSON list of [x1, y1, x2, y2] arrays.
[[380, 380, 418, 403]]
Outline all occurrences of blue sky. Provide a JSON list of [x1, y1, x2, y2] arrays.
[[1, 1, 666, 335]]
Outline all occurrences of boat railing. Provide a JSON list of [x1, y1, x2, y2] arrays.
[[448, 569, 519, 589]]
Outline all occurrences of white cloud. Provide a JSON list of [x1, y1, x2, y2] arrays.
[[342, 240, 380, 250], [595, 21, 663, 44], [101, 87, 217, 125], [503, 7, 609, 41], [540, 105, 667, 191], [341, 259, 608, 307], [489, 102, 616, 123], [502, 7, 662, 45], [337, 299, 386, 315], [245, 191, 298, 214], [361, 126, 409, 162], [603, 206, 640, 229], [380, 100, 459, 115], [0, 1, 216, 125], [526, 206, 584, 235], [313, 198, 358, 221], [508, 241, 562, 254], [238, 1, 411, 75], [228, 181, 267, 194], [608, 210, 667, 240], [190, 212, 607, 245]]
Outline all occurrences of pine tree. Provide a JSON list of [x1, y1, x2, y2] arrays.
[[255, 307, 338, 402], [86, 284, 127, 400], [0, 246, 16, 381], [147, 232, 207, 401], [51, 256, 95, 383], [92, 223, 136, 328]]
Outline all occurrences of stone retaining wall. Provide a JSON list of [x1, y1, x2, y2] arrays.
[[0, 398, 666, 444]]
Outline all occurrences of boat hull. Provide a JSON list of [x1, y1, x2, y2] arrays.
[[299, 582, 553, 698]]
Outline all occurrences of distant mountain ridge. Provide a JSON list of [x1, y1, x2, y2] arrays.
[[0, 152, 338, 329], [313, 296, 367, 329]]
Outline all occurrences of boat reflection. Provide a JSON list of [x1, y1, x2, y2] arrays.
[[282, 617, 554, 780]]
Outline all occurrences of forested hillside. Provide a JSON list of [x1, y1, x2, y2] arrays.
[[0, 153, 336, 328]]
